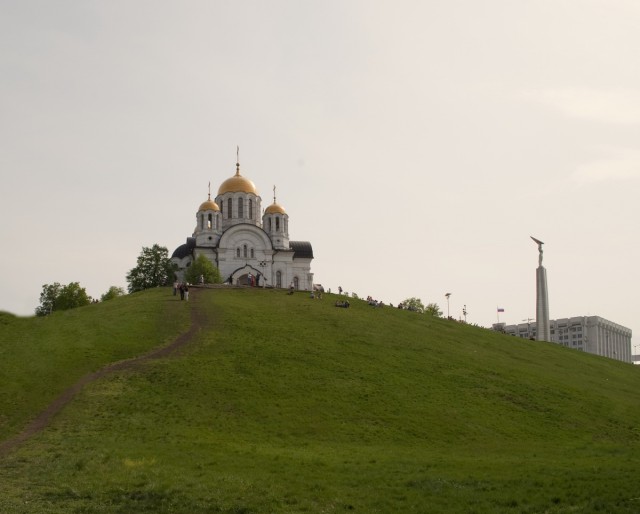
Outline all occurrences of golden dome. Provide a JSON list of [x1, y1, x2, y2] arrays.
[[265, 202, 286, 214], [217, 164, 258, 195], [198, 198, 220, 212]]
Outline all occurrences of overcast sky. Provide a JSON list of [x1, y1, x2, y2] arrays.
[[1, 1, 638, 350]]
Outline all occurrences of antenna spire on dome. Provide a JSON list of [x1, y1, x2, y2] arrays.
[[208, 181, 211, 200], [236, 145, 240, 176], [273, 185, 277, 204]]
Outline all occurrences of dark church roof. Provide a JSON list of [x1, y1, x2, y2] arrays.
[[171, 237, 196, 259], [290, 241, 313, 259]]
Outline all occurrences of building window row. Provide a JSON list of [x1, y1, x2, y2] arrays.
[[266, 216, 288, 232], [201, 213, 220, 230], [236, 245, 255, 259], [221, 198, 256, 220]]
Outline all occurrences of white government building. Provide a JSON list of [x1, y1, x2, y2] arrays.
[[172, 160, 314, 290], [494, 316, 633, 363]]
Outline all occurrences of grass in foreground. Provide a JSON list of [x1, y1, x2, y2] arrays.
[[1, 287, 639, 513]]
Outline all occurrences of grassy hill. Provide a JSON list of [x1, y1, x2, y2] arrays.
[[0, 287, 639, 513]]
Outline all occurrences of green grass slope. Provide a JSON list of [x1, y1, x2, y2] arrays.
[[0, 289, 190, 441], [1, 287, 639, 513]]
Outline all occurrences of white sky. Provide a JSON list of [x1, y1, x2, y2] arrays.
[[1, 1, 638, 350]]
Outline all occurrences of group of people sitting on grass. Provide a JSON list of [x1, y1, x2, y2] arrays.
[[366, 296, 385, 307], [334, 300, 350, 308]]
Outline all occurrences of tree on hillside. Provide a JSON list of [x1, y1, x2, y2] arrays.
[[425, 302, 443, 317], [101, 286, 126, 302], [57, 282, 92, 310], [35, 283, 61, 316], [126, 244, 176, 293], [184, 254, 222, 284], [35, 282, 92, 316], [401, 297, 425, 313]]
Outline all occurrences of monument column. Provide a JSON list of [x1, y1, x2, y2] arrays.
[[531, 236, 551, 342]]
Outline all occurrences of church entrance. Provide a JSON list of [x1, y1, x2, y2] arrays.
[[237, 273, 260, 287]]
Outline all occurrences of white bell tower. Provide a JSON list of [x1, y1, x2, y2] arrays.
[[262, 185, 289, 250]]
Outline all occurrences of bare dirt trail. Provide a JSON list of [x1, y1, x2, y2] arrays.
[[0, 289, 206, 458]]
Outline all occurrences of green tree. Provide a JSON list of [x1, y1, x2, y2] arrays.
[[57, 282, 92, 310], [126, 244, 176, 293], [401, 297, 425, 313], [184, 254, 222, 284], [35, 282, 62, 316], [101, 286, 126, 302], [425, 302, 443, 317], [35, 282, 91, 316]]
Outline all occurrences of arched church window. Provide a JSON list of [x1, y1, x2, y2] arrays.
[[215, 214, 219, 230], [227, 198, 233, 219], [251, 248, 254, 258], [238, 198, 244, 218], [249, 199, 253, 219], [236, 248, 241, 258], [200, 214, 204, 230], [276, 271, 282, 288], [207, 213, 212, 229], [268, 218, 272, 232], [243, 245, 247, 258], [293, 276, 299, 290], [285, 218, 288, 233], [276, 217, 280, 231]]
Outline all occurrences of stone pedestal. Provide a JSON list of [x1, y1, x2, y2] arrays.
[[536, 266, 550, 342]]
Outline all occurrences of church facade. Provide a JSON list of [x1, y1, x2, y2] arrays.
[[171, 161, 314, 290]]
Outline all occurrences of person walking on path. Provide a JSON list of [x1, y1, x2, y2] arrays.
[[184, 284, 189, 301]]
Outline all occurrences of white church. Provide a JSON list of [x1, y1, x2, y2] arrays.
[[171, 160, 314, 290]]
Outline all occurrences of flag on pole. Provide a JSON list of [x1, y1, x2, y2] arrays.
[[497, 307, 504, 313]]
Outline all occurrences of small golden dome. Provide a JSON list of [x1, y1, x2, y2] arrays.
[[198, 199, 220, 212], [217, 164, 258, 195], [265, 202, 286, 214]]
